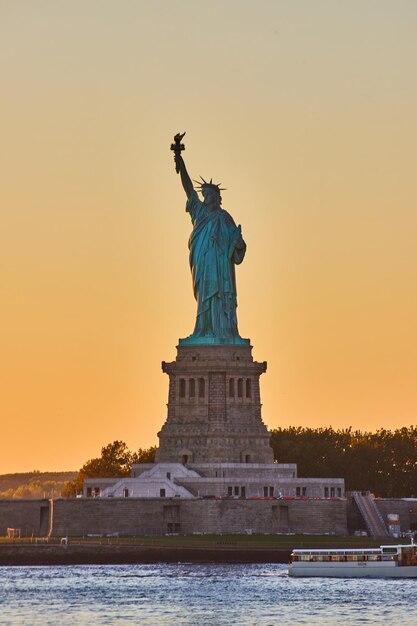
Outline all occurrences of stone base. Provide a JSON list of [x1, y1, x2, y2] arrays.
[[85, 463, 345, 500], [156, 343, 274, 464]]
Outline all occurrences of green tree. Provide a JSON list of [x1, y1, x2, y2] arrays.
[[131, 446, 156, 464], [62, 441, 156, 497], [269, 426, 417, 497]]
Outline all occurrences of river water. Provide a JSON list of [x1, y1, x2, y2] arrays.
[[0, 563, 416, 625]]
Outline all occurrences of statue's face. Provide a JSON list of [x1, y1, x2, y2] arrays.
[[202, 187, 222, 209]]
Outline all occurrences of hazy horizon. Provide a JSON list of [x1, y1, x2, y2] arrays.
[[1, 1, 416, 473]]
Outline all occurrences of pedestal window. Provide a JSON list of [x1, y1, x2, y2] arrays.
[[237, 378, 243, 398], [198, 377, 205, 398]]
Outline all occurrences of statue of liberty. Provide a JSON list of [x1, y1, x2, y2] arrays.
[[171, 133, 249, 345]]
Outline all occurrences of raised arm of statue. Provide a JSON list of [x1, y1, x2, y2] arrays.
[[176, 153, 194, 199], [171, 132, 194, 199]]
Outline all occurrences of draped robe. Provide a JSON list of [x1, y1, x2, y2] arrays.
[[186, 191, 246, 340]]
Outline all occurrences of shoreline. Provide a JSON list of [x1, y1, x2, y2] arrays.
[[0, 535, 395, 566], [0, 543, 292, 566]]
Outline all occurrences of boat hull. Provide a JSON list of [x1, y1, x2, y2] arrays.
[[289, 563, 417, 578]]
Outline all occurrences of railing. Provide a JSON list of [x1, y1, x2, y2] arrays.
[[352, 492, 388, 537]]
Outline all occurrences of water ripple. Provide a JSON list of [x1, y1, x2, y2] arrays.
[[0, 563, 416, 625]]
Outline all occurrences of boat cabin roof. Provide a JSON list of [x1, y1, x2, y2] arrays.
[[292, 544, 414, 556], [292, 548, 380, 555]]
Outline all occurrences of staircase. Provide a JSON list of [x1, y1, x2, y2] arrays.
[[100, 478, 194, 499], [352, 491, 389, 537]]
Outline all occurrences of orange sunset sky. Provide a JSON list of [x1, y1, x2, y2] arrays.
[[1, 2, 416, 473]]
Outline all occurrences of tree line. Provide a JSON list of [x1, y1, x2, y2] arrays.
[[63, 427, 417, 498], [0, 472, 76, 500], [270, 426, 417, 497]]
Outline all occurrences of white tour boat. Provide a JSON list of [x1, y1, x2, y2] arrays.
[[289, 543, 417, 578]]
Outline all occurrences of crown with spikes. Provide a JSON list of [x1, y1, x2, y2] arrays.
[[193, 176, 226, 192]]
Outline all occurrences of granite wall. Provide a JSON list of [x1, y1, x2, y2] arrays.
[[0, 499, 49, 536], [49, 497, 348, 537], [375, 499, 417, 532], [4, 497, 416, 539]]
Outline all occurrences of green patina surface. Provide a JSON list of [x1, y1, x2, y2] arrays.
[[182, 190, 248, 345], [179, 335, 249, 346]]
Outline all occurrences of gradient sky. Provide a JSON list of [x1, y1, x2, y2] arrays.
[[1, 1, 416, 473]]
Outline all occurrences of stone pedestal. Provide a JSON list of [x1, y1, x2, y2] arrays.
[[155, 343, 274, 464]]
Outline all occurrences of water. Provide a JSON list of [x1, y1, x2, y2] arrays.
[[0, 564, 416, 626]]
